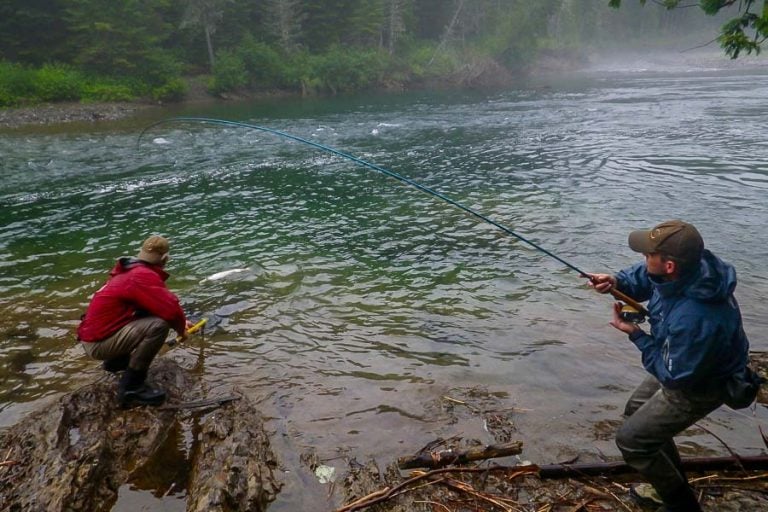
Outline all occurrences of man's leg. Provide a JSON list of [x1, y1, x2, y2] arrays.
[[82, 316, 169, 369], [82, 317, 170, 406], [617, 379, 723, 510], [624, 377, 684, 475]]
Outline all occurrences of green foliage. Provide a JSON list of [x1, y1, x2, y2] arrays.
[[151, 78, 188, 102], [402, 43, 459, 80], [4, 0, 764, 108], [210, 49, 247, 94], [0, 0, 70, 65], [81, 82, 135, 102], [64, 0, 183, 82], [238, 35, 286, 89], [0, 62, 36, 102], [312, 46, 390, 94], [34, 64, 83, 102], [281, 50, 323, 94]]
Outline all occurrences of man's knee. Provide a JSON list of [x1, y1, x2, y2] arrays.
[[143, 317, 171, 338], [139, 318, 171, 353], [616, 422, 637, 454]]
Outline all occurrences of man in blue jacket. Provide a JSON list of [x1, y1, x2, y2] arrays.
[[590, 220, 755, 512]]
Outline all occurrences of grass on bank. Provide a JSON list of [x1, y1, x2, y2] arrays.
[[0, 40, 479, 108]]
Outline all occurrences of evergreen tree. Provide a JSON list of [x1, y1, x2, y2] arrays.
[[63, 0, 179, 82], [181, 0, 230, 71], [0, 0, 70, 65], [263, 0, 305, 53]]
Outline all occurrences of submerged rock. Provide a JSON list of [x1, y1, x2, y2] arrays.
[[0, 358, 280, 512]]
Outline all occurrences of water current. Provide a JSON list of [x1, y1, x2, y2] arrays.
[[1, 53, 767, 510]]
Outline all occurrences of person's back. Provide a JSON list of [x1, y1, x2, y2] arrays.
[[78, 236, 188, 408], [78, 257, 184, 343]]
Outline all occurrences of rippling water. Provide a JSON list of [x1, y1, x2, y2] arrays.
[[2, 55, 768, 510]]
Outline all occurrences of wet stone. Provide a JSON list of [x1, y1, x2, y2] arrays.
[[0, 358, 280, 512]]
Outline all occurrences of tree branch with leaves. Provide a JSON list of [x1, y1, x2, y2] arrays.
[[609, 0, 768, 57]]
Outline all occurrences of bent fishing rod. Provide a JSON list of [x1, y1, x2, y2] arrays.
[[139, 117, 648, 319]]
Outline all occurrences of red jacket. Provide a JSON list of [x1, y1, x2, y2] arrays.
[[77, 258, 186, 342]]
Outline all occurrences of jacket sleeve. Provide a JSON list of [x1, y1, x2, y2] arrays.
[[125, 269, 187, 335], [630, 312, 724, 389], [615, 262, 654, 302]]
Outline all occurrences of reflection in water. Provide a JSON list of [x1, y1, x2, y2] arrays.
[[1, 61, 768, 510]]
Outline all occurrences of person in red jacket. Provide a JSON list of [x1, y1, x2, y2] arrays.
[[78, 235, 188, 407]]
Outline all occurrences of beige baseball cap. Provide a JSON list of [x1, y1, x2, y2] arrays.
[[137, 235, 170, 265]]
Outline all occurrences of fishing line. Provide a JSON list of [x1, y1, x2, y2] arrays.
[[139, 116, 592, 278]]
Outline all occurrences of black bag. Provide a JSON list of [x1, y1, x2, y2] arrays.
[[724, 366, 764, 410]]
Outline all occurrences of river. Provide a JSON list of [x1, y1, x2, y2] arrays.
[[1, 52, 767, 511]]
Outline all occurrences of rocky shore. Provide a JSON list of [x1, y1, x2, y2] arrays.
[[0, 102, 153, 130], [2, 354, 767, 511]]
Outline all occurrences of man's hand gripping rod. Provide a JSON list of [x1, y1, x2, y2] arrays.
[[168, 318, 208, 347], [595, 279, 649, 323]]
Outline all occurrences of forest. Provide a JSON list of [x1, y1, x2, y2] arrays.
[[0, 0, 762, 106]]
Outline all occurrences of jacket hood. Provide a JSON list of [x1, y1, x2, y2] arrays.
[[110, 257, 169, 281], [660, 249, 736, 303]]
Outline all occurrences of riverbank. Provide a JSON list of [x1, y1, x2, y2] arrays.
[[0, 52, 586, 131], [0, 101, 154, 130]]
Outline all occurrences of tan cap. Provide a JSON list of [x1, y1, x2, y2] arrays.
[[137, 235, 170, 265], [628, 220, 703, 263]]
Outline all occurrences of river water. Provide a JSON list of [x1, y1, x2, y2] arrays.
[[2, 53, 767, 510]]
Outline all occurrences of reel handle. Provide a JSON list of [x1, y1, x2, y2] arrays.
[[609, 288, 649, 318]]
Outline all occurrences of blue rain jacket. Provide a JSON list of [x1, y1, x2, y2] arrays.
[[615, 249, 749, 390]]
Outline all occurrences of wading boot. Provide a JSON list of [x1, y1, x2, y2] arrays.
[[102, 354, 130, 373], [117, 368, 166, 408], [656, 484, 702, 512]]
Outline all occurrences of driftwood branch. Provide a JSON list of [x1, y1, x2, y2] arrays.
[[538, 455, 768, 479], [336, 465, 538, 512], [397, 441, 523, 469]]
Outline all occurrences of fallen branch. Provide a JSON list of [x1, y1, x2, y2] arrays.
[[538, 455, 768, 479], [398, 441, 524, 469], [336, 465, 537, 512]]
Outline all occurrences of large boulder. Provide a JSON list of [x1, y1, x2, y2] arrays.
[[0, 358, 280, 512]]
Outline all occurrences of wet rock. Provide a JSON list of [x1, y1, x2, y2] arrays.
[[188, 399, 281, 511], [0, 358, 279, 512]]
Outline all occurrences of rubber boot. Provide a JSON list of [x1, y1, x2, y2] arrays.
[[102, 354, 130, 373], [656, 484, 702, 512], [117, 368, 166, 408]]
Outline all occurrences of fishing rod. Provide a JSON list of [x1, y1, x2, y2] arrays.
[[139, 117, 648, 320]]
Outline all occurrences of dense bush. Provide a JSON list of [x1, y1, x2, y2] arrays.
[[81, 83, 134, 102], [210, 50, 248, 95], [281, 51, 322, 95], [403, 43, 460, 81], [34, 64, 83, 102], [238, 35, 286, 90], [151, 77, 187, 102], [312, 46, 390, 94], [0, 61, 35, 104]]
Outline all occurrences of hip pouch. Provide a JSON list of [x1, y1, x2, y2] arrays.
[[724, 366, 763, 410]]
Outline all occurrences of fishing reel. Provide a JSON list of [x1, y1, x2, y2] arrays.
[[618, 303, 646, 324]]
